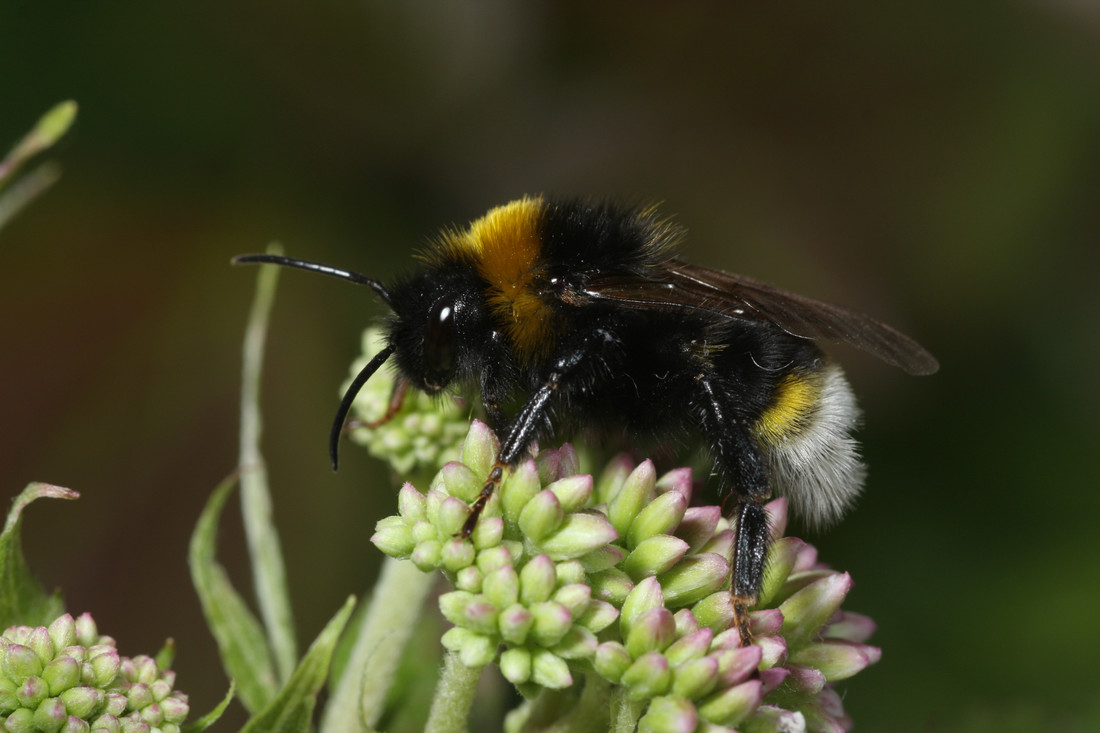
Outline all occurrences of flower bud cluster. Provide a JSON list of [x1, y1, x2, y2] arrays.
[[345, 328, 472, 475], [371, 420, 880, 731], [0, 613, 189, 733]]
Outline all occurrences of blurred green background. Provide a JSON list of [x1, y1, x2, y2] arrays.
[[2, 2, 1097, 730]]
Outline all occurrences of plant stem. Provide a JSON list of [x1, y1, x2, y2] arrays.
[[424, 651, 483, 733], [609, 687, 645, 733], [320, 557, 435, 733]]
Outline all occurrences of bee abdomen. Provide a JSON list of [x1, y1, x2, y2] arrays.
[[755, 364, 866, 528]]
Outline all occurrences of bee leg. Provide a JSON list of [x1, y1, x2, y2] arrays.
[[460, 382, 554, 537], [461, 327, 615, 537], [360, 377, 411, 429], [697, 375, 771, 646]]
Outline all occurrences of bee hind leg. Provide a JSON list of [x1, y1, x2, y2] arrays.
[[697, 374, 772, 646]]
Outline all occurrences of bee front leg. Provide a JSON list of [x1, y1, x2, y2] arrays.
[[461, 327, 617, 537], [697, 374, 772, 646]]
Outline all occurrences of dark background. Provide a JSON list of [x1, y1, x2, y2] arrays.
[[2, 2, 1097, 731]]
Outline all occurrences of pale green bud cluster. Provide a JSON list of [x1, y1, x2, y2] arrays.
[[345, 328, 472, 475], [372, 420, 880, 731], [0, 614, 189, 733]]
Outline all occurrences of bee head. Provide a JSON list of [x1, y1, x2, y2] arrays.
[[387, 267, 485, 394]]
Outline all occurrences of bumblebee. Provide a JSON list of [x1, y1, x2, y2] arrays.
[[235, 196, 938, 643]]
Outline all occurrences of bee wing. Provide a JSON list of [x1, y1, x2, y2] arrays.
[[576, 259, 939, 375]]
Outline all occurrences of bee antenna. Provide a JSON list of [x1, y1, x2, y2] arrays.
[[232, 253, 393, 307], [328, 342, 396, 470]]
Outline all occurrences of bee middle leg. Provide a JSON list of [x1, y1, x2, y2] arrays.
[[696, 374, 772, 646]]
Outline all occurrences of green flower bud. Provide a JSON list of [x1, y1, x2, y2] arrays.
[[4, 643, 44, 682], [471, 516, 504, 550], [625, 608, 676, 658], [26, 626, 54, 666], [621, 652, 671, 700], [47, 611, 77, 651], [370, 516, 415, 557], [551, 584, 591, 619], [73, 616, 100, 648], [655, 467, 693, 499], [518, 555, 557, 605], [671, 656, 720, 700], [607, 460, 656, 536], [673, 506, 721, 553], [544, 475, 592, 514], [711, 645, 763, 688], [639, 695, 697, 733], [34, 696, 67, 730], [823, 611, 876, 643], [697, 678, 762, 727], [779, 572, 852, 649], [696, 529, 734, 565], [588, 568, 634, 607], [529, 602, 572, 647], [62, 717, 92, 733], [440, 536, 476, 573], [690, 592, 735, 633], [411, 519, 436, 544], [125, 682, 153, 711], [60, 685, 102, 719], [518, 490, 564, 542], [575, 599, 619, 634], [437, 463, 480, 504], [85, 651, 119, 690], [17, 676, 47, 708], [397, 483, 427, 522], [43, 656, 80, 695], [663, 628, 713, 667], [501, 460, 541, 523], [789, 641, 881, 682], [530, 649, 571, 690], [593, 454, 635, 503], [780, 664, 826, 697], [593, 642, 632, 683], [658, 553, 730, 607], [458, 420, 498, 478], [620, 577, 665, 637], [623, 535, 690, 580], [4, 707, 34, 733], [482, 565, 520, 609], [441, 629, 495, 668], [410, 539, 442, 571], [626, 490, 688, 549], [554, 560, 586, 586], [578, 545, 624, 573], [159, 693, 189, 723], [454, 565, 482, 592], [499, 647, 531, 685], [672, 609, 700, 639], [476, 545, 515, 575], [551, 627, 597, 661], [498, 605, 534, 646], [436, 496, 473, 539]]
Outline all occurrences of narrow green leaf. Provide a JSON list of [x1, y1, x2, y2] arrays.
[[0, 101, 77, 185], [0, 483, 76, 628], [241, 596, 356, 733], [188, 473, 278, 713], [180, 679, 236, 733], [239, 243, 298, 682]]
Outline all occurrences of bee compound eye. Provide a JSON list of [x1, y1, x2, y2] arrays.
[[424, 297, 457, 385]]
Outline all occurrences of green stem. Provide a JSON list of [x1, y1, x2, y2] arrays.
[[320, 557, 435, 733], [424, 651, 483, 733], [609, 687, 645, 733], [239, 246, 298, 683]]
